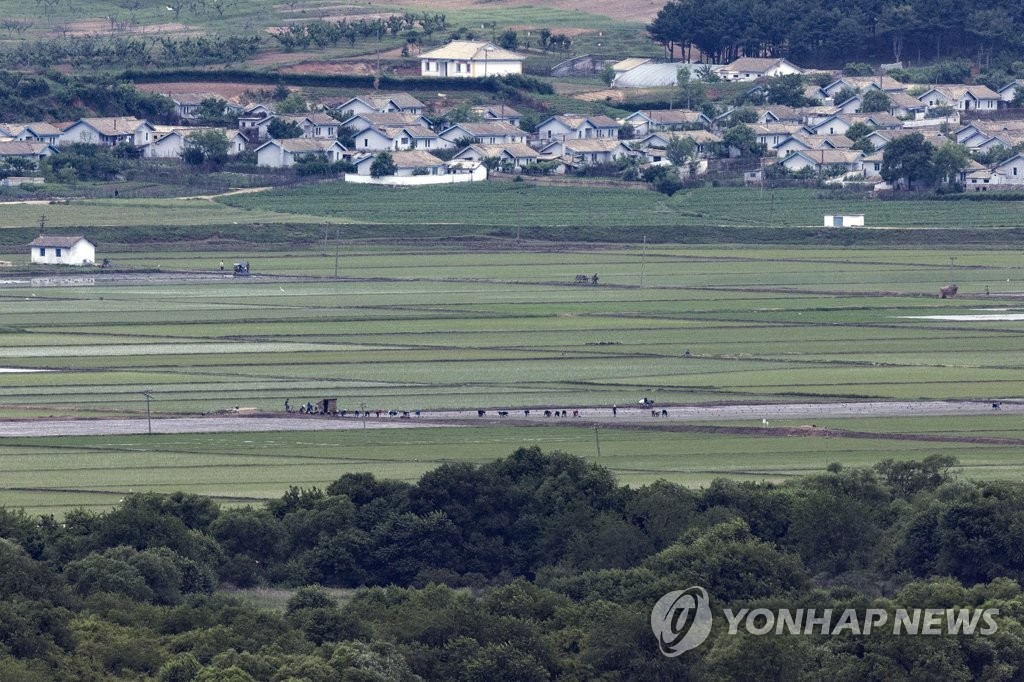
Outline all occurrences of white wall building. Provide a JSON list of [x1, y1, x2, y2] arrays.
[[29, 235, 96, 265]]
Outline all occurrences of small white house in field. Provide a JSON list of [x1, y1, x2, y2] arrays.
[[824, 214, 864, 227], [29, 235, 96, 265]]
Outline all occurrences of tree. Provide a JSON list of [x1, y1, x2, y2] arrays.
[[193, 98, 234, 126], [880, 132, 936, 189], [833, 86, 859, 106], [722, 123, 763, 157], [844, 122, 875, 143], [766, 74, 810, 107], [861, 89, 892, 113], [370, 151, 397, 178], [266, 118, 304, 140], [677, 69, 707, 109], [183, 130, 230, 167], [276, 92, 308, 114], [931, 141, 971, 187], [498, 30, 518, 50], [666, 135, 697, 167]]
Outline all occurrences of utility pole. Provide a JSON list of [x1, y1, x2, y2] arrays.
[[949, 255, 957, 284], [334, 226, 340, 278], [640, 235, 647, 288], [594, 425, 601, 459], [141, 391, 152, 435]]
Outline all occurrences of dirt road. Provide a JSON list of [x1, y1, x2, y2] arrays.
[[0, 400, 1013, 438]]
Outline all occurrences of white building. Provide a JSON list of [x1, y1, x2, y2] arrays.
[[29, 235, 96, 265], [419, 41, 524, 78], [255, 139, 349, 168]]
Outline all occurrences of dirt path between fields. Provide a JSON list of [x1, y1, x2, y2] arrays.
[[0, 400, 1015, 439]]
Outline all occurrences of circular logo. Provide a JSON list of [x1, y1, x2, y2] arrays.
[[651, 586, 713, 656]]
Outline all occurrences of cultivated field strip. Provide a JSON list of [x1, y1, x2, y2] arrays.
[[2, 245, 1024, 513]]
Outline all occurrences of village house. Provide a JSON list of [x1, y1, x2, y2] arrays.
[[352, 125, 445, 152], [534, 114, 620, 143], [330, 93, 425, 117], [255, 138, 349, 168], [750, 123, 805, 152], [438, 121, 528, 146], [342, 112, 432, 134], [917, 85, 1000, 112], [997, 80, 1024, 104], [622, 110, 712, 136], [538, 138, 633, 169], [753, 105, 805, 124], [470, 104, 522, 127], [1, 122, 63, 145], [352, 150, 449, 176], [419, 41, 525, 78], [60, 117, 155, 147], [0, 140, 59, 162], [29, 235, 95, 266], [637, 130, 722, 163], [772, 134, 853, 156], [718, 57, 802, 82], [142, 127, 247, 159], [452, 142, 540, 170], [276, 113, 343, 139], [163, 92, 238, 121], [778, 149, 864, 175], [237, 104, 275, 141], [886, 92, 928, 119]]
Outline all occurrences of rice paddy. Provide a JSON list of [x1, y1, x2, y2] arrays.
[[3, 242, 1024, 514]]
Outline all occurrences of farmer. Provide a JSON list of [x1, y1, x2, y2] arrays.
[[284, 398, 290, 412], [612, 404, 617, 417]]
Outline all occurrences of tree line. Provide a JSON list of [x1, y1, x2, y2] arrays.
[[2, 447, 1024, 679], [647, 0, 1024, 68]]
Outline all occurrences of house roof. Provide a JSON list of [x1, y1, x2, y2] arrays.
[[888, 92, 924, 108], [845, 75, 907, 92], [7, 122, 62, 136], [642, 130, 722, 147], [449, 121, 525, 137], [0, 141, 54, 155], [29, 235, 90, 248], [920, 85, 1001, 101], [419, 41, 524, 62], [380, 125, 438, 139], [560, 138, 630, 152], [757, 105, 803, 121], [751, 123, 804, 135], [723, 57, 800, 74], [368, 93, 425, 110], [165, 92, 228, 105], [545, 114, 619, 130], [785, 149, 863, 164], [471, 104, 523, 119], [461, 142, 539, 158], [390, 150, 446, 167], [349, 112, 428, 127], [631, 109, 708, 125], [848, 112, 902, 127], [68, 117, 149, 135], [263, 138, 345, 153]]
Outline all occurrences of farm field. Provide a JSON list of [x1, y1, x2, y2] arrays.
[[2, 187, 1024, 241], [1, 243, 1024, 513], [1, 244, 1023, 417], [4, 416, 1024, 516], [218, 183, 1024, 230]]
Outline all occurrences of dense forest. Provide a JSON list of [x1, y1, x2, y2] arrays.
[[647, 0, 1024, 68], [2, 447, 1024, 680]]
